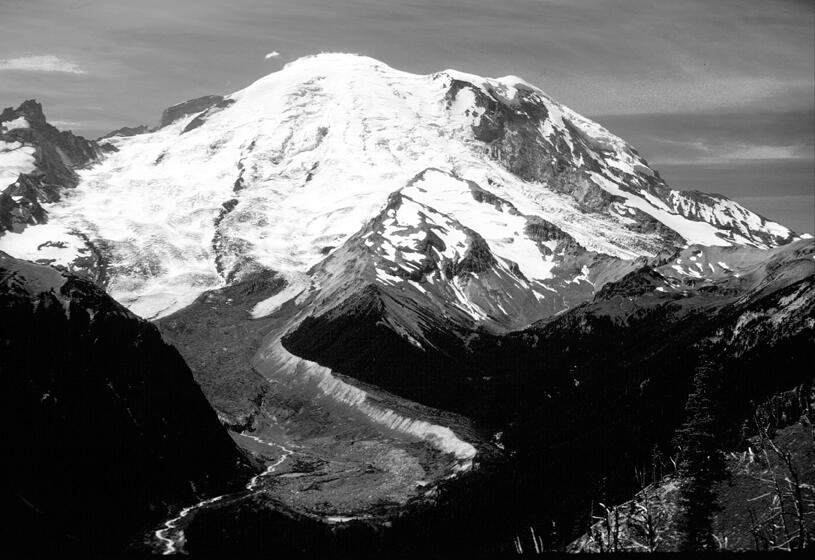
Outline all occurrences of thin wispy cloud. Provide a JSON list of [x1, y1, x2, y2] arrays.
[[0, 55, 86, 74], [49, 120, 82, 129], [598, 109, 815, 167], [717, 145, 807, 163]]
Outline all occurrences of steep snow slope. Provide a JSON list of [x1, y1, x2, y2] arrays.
[[0, 54, 800, 320], [0, 140, 35, 188], [0, 100, 102, 239]]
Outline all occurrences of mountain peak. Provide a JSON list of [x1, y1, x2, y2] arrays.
[[0, 55, 803, 319], [0, 99, 46, 125]]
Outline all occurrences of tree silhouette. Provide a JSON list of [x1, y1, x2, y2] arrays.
[[674, 359, 727, 551]]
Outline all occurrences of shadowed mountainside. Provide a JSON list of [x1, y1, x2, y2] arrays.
[[1, 252, 255, 554]]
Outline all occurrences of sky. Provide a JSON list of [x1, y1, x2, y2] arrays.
[[0, 0, 812, 233]]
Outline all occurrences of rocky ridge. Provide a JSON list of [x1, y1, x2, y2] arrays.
[[1, 251, 255, 554]]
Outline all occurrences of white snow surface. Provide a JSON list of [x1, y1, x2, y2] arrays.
[[1, 116, 30, 131], [0, 140, 36, 188], [0, 222, 87, 265], [0, 53, 793, 317], [589, 173, 731, 247], [406, 171, 557, 280]]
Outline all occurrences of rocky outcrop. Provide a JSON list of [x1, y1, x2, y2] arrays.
[[98, 124, 150, 140], [160, 95, 224, 127], [445, 230, 497, 277], [0, 174, 49, 231], [445, 79, 624, 213], [182, 98, 236, 133], [1, 100, 99, 183], [0, 100, 101, 233], [442, 74, 796, 247], [1, 252, 254, 554]]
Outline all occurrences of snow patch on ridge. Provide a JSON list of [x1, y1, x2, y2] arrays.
[[0, 222, 86, 265], [0, 140, 35, 188], [407, 171, 556, 280], [590, 173, 731, 247], [1, 116, 30, 131]]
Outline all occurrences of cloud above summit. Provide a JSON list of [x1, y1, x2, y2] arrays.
[[0, 55, 86, 74]]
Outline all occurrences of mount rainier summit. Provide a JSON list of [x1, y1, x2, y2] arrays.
[[2, 53, 813, 554]]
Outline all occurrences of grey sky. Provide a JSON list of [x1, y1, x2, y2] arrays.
[[0, 0, 812, 232]]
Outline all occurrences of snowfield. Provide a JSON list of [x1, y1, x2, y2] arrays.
[[0, 53, 796, 319], [0, 140, 35, 189]]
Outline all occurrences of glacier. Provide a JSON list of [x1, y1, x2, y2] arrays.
[[0, 53, 798, 320]]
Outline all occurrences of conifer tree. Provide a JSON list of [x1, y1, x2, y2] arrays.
[[674, 359, 727, 551]]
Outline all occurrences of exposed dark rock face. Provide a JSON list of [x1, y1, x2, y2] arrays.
[[442, 77, 794, 247], [182, 98, 236, 133], [1, 252, 254, 554], [211, 198, 242, 279], [444, 79, 624, 214], [1, 100, 99, 185], [0, 174, 50, 231], [98, 124, 150, 139], [160, 95, 224, 128], [0, 100, 101, 233], [524, 215, 583, 255], [446, 230, 496, 277]]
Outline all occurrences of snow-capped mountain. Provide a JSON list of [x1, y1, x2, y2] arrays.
[[2, 53, 813, 555], [0, 100, 101, 234], [0, 53, 805, 324]]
